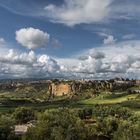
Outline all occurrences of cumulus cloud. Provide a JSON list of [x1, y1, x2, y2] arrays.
[[89, 49, 105, 59], [112, 54, 133, 65], [1, 35, 140, 79], [97, 33, 116, 45], [60, 50, 105, 75], [37, 55, 60, 73], [0, 47, 60, 79], [103, 35, 116, 45], [16, 27, 50, 49], [109, 62, 127, 73], [78, 55, 89, 61], [56, 39, 140, 79], [76, 56, 102, 74], [44, 0, 112, 26], [0, 49, 37, 65], [131, 61, 140, 69], [78, 50, 105, 61]]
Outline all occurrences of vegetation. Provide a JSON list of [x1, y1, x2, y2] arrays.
[[12, 107, 35, 124], [0, 115, 16, 140], [0, 80, 139, 139], [26, 109, 92, 140], [0, 106, 139, 140]]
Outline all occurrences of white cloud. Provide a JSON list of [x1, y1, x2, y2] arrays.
[[1, 0, 140, 27], [97, 33, 116, 45], [0, 38, 5, 44], [78, 50, 105, 61], [131, 61, 140, 69], [89, 49, 105, 59], [37, 55, 60, 73], [78, 55, 89, 61], [56, 40, 140, 79], [112, 54, 133, 65], [42, 0, 140, 27], [43, 1, 140, 27], [103, 35, 116, 45], [0, 47, 60, 79], [44, 0, 112, 26], [16, 27, 50, 49], [1, 36, 140, 79], [0, 49, 36, 65], [76, 56, 102, 74]]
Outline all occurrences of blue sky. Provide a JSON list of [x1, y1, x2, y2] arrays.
[[0, 0, 140, 79]]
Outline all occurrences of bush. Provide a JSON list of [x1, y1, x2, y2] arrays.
[[0, 115, 16, 140], [97, 116, 118, 138], [13, 107, 35, 124], [78, 108, 92, 119], [113, 120, 140, 140], [92, 105, 132, 119], [25, 109, 96, 140]]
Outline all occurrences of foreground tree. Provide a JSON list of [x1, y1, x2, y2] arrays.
[[113, 120, 140, 140], [0, 115, 16, 140], [25, 109, 96, 140], [12, 107, 35, 124]]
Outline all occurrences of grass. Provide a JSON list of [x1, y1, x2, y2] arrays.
[[76, 93, 140, 114], [0, 106, 15, 113], [78, 94, 139, 105]]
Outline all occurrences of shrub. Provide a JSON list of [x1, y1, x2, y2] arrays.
[[12, 107, 35, 124], [0, 115, 16, 140], [26, 109, 95, 140]]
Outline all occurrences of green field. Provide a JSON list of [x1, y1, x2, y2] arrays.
[[78, 94, 138, 105], [77, 93, 140, 114]]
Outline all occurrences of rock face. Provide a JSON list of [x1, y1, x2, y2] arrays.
[[136, 80, 140, 86], [49, 82, 84, 96], [47, 79, 135, 97], [51, 83, 71, 96]]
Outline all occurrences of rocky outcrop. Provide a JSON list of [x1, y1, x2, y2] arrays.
[[48, 79, 135, 97], [48, 83, 71, 96]]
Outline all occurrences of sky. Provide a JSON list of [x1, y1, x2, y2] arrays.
[[0, 0, 140, 79]]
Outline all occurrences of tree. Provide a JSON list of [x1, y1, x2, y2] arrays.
[[25, 109, 94, 140], [0, 115, 16, 140], [13, 107, 35, 124], [97, 116, 118, 138], [113, 120, 140, 140]]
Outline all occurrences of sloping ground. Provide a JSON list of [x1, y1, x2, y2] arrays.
[[76, 93, 140, 114], [78, 94, 139, 105]]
